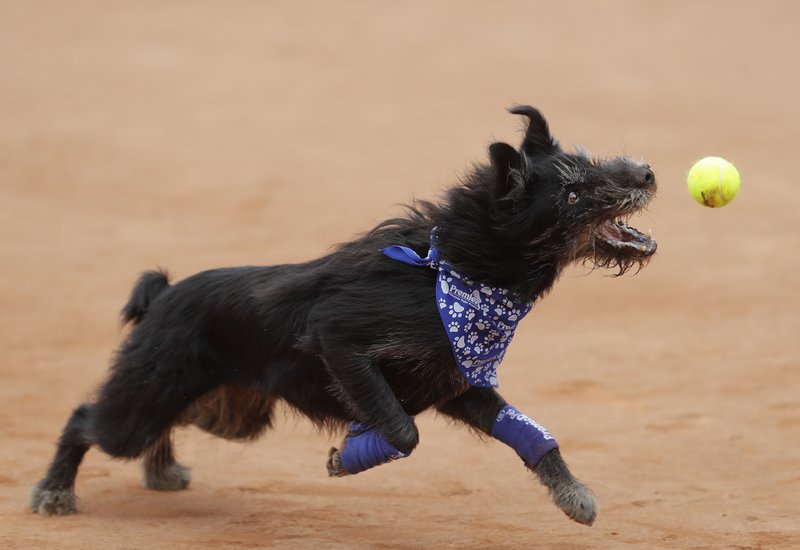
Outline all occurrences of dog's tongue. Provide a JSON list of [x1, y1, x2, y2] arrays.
[[598, 221, 625, 242], [598, 220, 642, 243], [597, 220, 656, 255]]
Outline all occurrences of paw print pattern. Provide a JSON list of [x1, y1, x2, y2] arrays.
[[448, 302, 465, 318], [434, 259, 535, 388]]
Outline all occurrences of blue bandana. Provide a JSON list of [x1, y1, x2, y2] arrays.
[[382, 229, 533, 387]]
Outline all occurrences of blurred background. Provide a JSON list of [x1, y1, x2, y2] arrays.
[[1, 1, 798, 548]]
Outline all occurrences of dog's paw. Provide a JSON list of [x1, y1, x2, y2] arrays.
[[30, 483, 78, 516], [550, 479, 598, 526], [326, 447, 350, 477], [143, 461, 191, 491]]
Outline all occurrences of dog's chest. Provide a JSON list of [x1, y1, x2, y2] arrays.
[[377, 350, 470, 413]]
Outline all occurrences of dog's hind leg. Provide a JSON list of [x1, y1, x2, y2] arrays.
[[90, 351, 221, 460], [30, 403, 93, 515], [142, 431, 191, 491]]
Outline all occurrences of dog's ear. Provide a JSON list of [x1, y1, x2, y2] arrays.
[[489, 142, 521, 197], [508, 105, 558, 157]]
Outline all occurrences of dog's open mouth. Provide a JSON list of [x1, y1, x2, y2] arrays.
[[595, 219, 657, 258]]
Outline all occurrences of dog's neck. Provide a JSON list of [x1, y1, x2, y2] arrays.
[[432, 219, 565, 302], [413, 166, 568, 301]]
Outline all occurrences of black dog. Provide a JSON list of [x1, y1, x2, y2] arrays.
[[31, 106, 657, 526]]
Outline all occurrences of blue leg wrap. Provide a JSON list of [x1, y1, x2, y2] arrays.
[[338, 423, 409, 475], [491, 405, 559, 468]]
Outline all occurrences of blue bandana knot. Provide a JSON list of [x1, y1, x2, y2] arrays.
[[382, 229, 533, 387]]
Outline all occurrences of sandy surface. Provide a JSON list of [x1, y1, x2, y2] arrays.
[[1, 1, 799, 548]]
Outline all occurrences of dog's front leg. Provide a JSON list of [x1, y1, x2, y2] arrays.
[[322, 354, 418, 477], [438, 387, 597, 526]]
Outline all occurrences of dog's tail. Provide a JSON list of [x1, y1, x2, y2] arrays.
[[121, 269, 170, 325]]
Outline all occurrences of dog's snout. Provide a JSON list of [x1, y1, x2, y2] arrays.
[[635, 165, 655, 188]]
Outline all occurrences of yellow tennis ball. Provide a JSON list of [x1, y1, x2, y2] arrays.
[[687, 156, 740, 207]]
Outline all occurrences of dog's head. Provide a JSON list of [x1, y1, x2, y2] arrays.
[[488, 105, 657, 276]]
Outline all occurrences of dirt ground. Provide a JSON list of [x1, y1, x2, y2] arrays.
[[1, 1, 799, 548]]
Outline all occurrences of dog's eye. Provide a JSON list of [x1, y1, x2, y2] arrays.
[[567, 191, 579, 205]]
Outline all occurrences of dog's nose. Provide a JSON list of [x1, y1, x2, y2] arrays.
[[635, 165, 656, 188]]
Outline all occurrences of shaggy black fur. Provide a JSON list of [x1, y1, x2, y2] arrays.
[[31, 105, 657, 525]]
